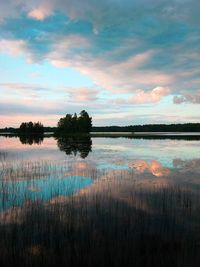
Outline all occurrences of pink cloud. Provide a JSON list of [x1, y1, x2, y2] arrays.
[[28, 3, 53, 21], [67, 87, 99, 102], [128, 86, 170, 104], [0, 39, 26, 56], [128, 160, 170, 177]]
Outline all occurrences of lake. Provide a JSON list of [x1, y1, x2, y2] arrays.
[[1, 135, 200, 266]]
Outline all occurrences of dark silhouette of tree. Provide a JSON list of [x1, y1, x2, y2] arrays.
[[78, 110, 92, 133], [72, 113, 78, 132], [56, 135, 92, 158], [56, 110, 92, 134], [19, 121, 44, 135], [57, 114, 73, 133]]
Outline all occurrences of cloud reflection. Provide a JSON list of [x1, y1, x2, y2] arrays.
[[128, 160, 171, 177], [173, 158, 200, 174]]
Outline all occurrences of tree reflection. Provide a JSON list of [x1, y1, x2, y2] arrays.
[[56, 135, 92, 158], [19, 135, 44, 145]]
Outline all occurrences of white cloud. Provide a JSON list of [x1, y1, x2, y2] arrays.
[[129, 87, 171, 104]]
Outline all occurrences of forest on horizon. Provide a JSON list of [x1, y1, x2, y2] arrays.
[[1, 122, 200, 133]]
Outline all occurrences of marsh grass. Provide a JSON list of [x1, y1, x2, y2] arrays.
[[0, 160, 200, 266]]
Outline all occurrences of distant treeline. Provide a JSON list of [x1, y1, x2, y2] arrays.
[[1, 123, 200, 133], [92, 123, 200, 132], [0, 122, 45, 135]]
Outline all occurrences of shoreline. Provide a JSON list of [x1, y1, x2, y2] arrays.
[[1, 132, 200, 140]]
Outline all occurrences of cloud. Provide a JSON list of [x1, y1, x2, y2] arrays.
[[28, 3, 53, 21], [0, 0, 200, 127], [0, 0, 199, 25], [67, 87, 99, 102], [0, 37, 174, 97], [28, 8, 50, 21], [0, 82, 49, 95], [0, 39, 27, 56], [47, 44, 174, 93], [0, 82, 58, 101], [173, 158, 200, 174], [113, 86, 170, 105], [0, 98, 66, 115], [128, 160, 170, 177], [0, 1, 199, 97], [173, 92, 200, 104], [129, 87, 170, 104]]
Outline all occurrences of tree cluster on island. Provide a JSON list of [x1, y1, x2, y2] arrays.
[[19, 121, 44, 135], [56, 110, 92, 135]]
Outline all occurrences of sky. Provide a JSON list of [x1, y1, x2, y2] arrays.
[[0, 0, 200, 127]]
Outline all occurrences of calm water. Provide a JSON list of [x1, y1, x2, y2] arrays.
[[1, 135, 200, 266], [0, 135, 200, 212]]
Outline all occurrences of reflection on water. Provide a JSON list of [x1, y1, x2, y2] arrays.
[[0, 135, 200, 266], [0, 175, 92, 211], [0, 135, 200, 210], [56, 135, 92, 158], [128, 160, 171, 177], [17, 135, 93, 159], [19, 135, 44, 145]]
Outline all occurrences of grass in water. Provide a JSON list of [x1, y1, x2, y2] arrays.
[[0, 159, 200, 267]]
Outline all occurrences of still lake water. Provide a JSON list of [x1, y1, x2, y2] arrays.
[[0, 135, 200, 212], [1, 135, 200, 266]]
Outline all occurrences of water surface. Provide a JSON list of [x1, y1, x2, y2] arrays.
[[1, 135, 200, 266], [0, 135, 200, 211]]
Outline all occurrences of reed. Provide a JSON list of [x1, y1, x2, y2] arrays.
[[0, 159, 200, 266]]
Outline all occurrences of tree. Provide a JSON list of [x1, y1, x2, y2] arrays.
[[57, 110, 92, 134], [72, 113, 78, 132], [78, 110, 92, 133], [19, 121, 44, 135], [57, 114, 73, 133]]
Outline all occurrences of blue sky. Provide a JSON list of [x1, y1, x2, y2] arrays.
[[0, 0, 200, 127]]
